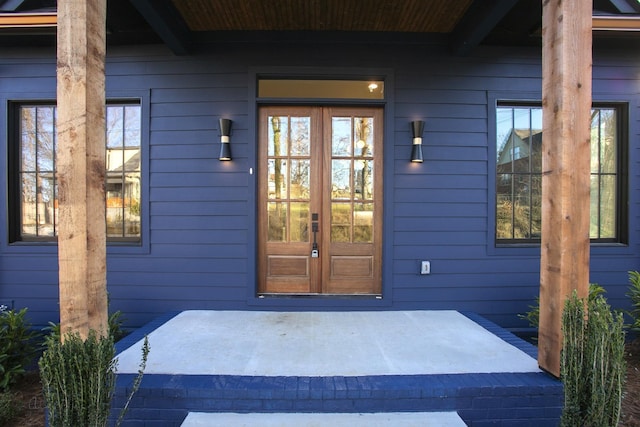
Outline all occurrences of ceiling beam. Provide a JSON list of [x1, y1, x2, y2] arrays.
[[607, 0, 640, 13], [0, 12, 56, 28], [0, 0, 26, 12], [593, 15, 640, 31], [450, 0, 518, 56], [128, 0, 191, 55]]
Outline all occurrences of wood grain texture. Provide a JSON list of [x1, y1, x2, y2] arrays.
[[538, 0, 592, 377], [56, 0, 108, 339]]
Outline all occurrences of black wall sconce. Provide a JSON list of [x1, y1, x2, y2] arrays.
[[410, 120, 424, 163], [219, 118, 232, 161]]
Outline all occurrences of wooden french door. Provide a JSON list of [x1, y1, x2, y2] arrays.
[[258, 106, 383, 295]]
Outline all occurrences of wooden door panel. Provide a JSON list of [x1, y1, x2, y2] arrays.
[[268, 255, 309, 276], [321, 107, 383, 295], [258, 106, 382, 295], [258, 107, 319, 293], [330, 256, 373, 277]]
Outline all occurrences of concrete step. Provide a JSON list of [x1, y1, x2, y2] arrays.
[[180, 411, 468, 426], [112, 311, 563, 426]]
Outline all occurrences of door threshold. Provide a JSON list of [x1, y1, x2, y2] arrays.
[[258, 293, 383, 300]]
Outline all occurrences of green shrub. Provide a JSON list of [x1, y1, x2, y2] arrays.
[[561, 291, 626, 427], [0, 306, 38, 391], [39, 331, 117, 427], [0, 391, 18, 424], [39, 330, 149, 427], [519, 283, 606, 329], [628, 271, 640, 333], [45, 309, 126, 343]]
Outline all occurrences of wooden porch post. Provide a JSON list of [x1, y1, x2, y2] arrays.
[[538, 0, 592, 376], [56, 0, 108, 339]]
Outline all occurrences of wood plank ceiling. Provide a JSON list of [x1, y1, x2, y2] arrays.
[[170, 0, 474, 33]]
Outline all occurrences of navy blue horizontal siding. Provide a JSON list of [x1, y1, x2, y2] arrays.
[[0, 41, 639, 332]]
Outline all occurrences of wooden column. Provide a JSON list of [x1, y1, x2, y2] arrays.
[[56, 0, 108, 339], [538, 0, 592, 377]]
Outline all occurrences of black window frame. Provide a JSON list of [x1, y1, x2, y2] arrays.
[[7, 99, 143, 245], [495, 101, 628, 246]]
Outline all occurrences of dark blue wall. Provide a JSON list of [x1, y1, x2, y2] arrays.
[[1, 40, 638, 331]]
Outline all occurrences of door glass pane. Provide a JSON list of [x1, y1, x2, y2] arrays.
[[290, 117, 310, 156], [268, 202, 288, 242], [332, 117, 352, 156], [354, 203, 373, 243], [265, 114, 312, 244], [354, 117, 374, 157], [331, 202, 351, 242], [354, 160, 373, 200], [268, 159, 288, 199], [290, 202, 309, 242], [289, 160, 310, 199], [268, 116, 289, 156], [332, 160, 351, 199]]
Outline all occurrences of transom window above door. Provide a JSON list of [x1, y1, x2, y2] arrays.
[[258, 79, 384, 100]]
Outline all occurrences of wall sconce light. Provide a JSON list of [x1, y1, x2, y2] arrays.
[[219, 118, 232, 161], [410, 120, 424, 163]]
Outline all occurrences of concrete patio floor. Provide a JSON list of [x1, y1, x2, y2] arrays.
[[116, 310, 540, 376], [112, 310, 562, 426]]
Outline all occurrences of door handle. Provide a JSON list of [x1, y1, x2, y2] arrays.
[[311, 215, 319, 257]]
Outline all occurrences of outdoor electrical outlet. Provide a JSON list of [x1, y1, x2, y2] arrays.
[[420, 260, 431, 275]]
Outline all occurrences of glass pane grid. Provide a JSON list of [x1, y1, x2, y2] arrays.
[[17, 103, 141, 242], [330, 116, 375, 243], [19, 106, 57, 238], [496, 104, 620, 243], [266, 115, 311, 243]]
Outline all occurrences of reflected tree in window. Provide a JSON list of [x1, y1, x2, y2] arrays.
[[331, 116, 374, 243], [20, 106, 56, 238], [16, 102, 141, 242], [105, 105, 141, 239], [267, 115, 310, 243], [496, 104, 622, 243]]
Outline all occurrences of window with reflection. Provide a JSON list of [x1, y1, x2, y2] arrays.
[[11, 101, 142, 243], [266, 115, 311, 243], [331, 116, 374, 243], [496, 102, 627, 244]]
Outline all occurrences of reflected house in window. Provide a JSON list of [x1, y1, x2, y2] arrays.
[[106, 146, 141, 238], [497, 129, 542, 171], [496, 128, 543, 240], [496, 128, 542, 198]]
